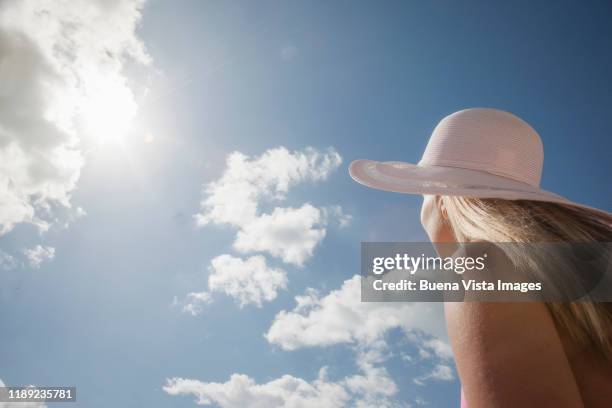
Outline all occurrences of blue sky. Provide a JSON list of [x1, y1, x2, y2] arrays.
[[1, 0, 611, 407]]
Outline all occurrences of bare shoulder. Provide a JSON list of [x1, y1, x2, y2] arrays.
[[445, 302, 584, 408], [444, 301, 554, 343]]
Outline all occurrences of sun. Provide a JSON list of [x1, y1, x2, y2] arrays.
[[79, 72, 139, 147]]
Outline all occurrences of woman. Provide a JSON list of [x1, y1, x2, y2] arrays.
[[349, 108, 612, 407]]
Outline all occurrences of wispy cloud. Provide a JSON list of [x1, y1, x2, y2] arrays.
[[23, 245, 55, 269], [0, 250, 17, 271], [178, 292, 213, 317], [413, 364, 454, 386]]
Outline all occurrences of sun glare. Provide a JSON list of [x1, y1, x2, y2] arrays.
[[79, 74, 139, 147]]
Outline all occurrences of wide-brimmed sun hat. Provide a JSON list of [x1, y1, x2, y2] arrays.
[[349, 108, 610, 216]]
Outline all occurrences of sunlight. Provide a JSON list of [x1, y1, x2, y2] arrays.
[[79, 72, 139, 147]]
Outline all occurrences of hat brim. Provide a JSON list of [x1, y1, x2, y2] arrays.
[[349, 159, 610, 217]]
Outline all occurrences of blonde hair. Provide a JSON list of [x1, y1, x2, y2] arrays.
[[440, 196, 612, 359]]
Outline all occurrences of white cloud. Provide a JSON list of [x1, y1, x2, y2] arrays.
[[342, 349, 402, 408], [404, 331, 454, 362], [193, 147, 345, 266], [421, 338, 453, 361], [23, 245, 55, 269], [163, 359, 405, 408], [184, 146, 347, 309], [194, 147, 341, 229], [0, 0, 150, 235], [413, 364, 454, 386], [263, 276, 454, 395], [74, 206, 87, 219], [322, 205, 352, 228], [265, 276, 446, 351], [164, 370, 349, 408], [179, 255, 288, 312], [0, 379, 46, 408], [418, 348, 432, 359], [208, 254, 287, 308], [168, 277, 452, 407], [234, 205, 326, 267], [414, 397, 428, 405], [0, 250, 17, 271], [179, 292, 213, 316]]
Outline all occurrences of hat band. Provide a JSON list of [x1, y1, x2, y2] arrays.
[[364, 164, 561, 198], [418, 158, 540, 187]]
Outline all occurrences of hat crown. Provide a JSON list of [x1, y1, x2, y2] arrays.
[[419, 108, 544, 187]]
